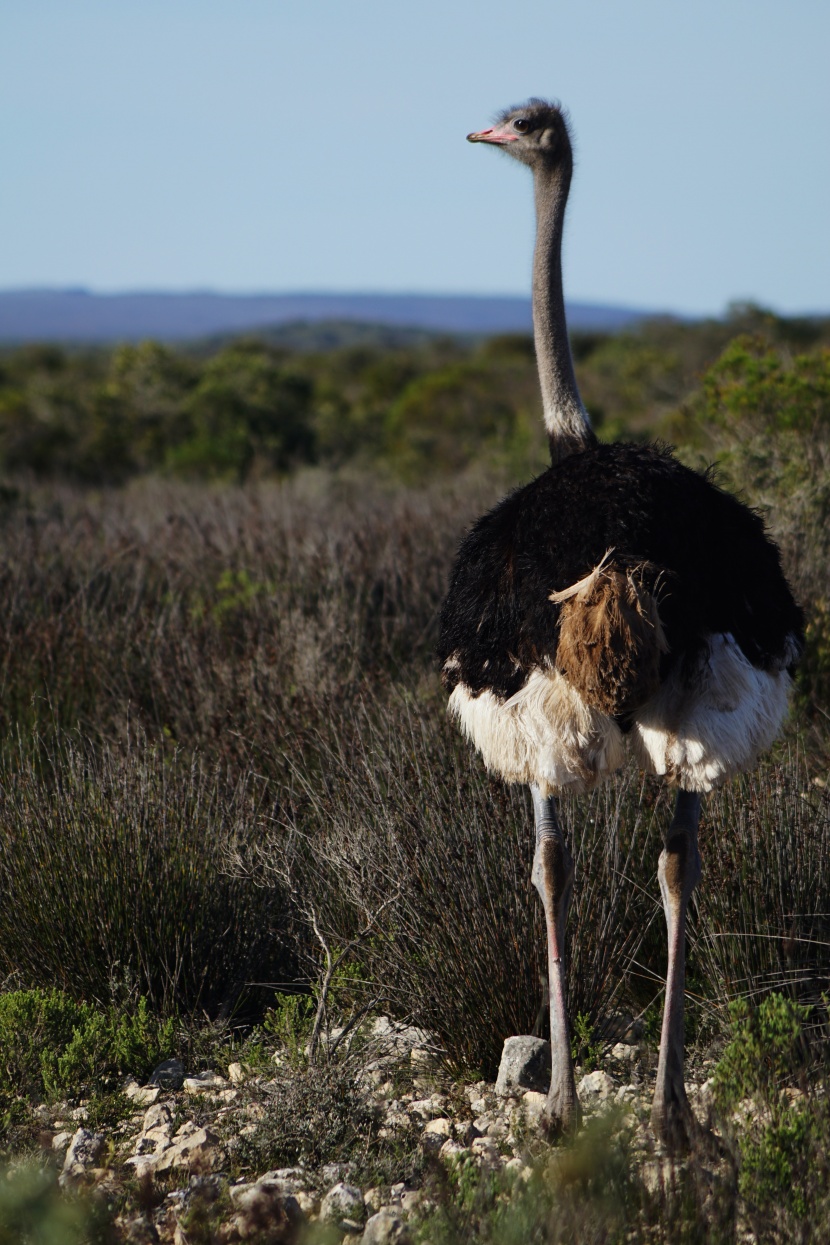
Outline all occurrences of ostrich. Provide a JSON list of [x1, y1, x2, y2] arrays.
[[438, 100, 803, 1145]]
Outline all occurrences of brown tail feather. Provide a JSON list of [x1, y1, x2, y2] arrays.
[[552, 561, 668, 716]]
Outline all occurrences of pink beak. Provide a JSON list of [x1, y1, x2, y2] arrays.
[[467, 127, 519, 145]]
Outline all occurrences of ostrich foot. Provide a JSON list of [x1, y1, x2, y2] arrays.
[[652, 1084, 720, 1156], [541, 1082, 582, 1138]]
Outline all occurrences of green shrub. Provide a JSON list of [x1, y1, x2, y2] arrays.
[[0, 988, 176, 1101], [713, 994, 830, 1230], [0, 1162, 113, 1244]]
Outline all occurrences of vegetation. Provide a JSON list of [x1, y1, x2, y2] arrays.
[[0, 306, 827, 1239]]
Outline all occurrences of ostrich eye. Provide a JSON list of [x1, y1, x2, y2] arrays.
[[513, 118, 530, 133]]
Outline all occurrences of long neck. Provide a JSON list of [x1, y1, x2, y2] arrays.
[[532, 162, 595, 464]]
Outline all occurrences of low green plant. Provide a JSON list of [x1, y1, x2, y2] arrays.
[[0, 1162, 114, 1245], [713, 993, 830, 1232], [571, 1012, 603, 1070], [0, 988, 177, 1104]]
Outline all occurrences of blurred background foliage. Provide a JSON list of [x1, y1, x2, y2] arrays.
[[2, 303, 827, 487]]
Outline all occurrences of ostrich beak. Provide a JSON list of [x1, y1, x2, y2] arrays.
[[467, 127, 518, 145]]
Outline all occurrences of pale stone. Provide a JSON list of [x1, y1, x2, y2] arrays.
[[470, 1137, 500, 1166], [227, 1061, 247, 1083], [52, 1131, 73, 1154], [610, 1042, 637, 1062], [364, 1188, 385, 1213], [439, 1139, 469, 1163], [60, 1129, 105, 1186], [400, 1190, 422, 1215], [361, 1209, 412, 1244], [154, 1127, 224, 1173], [183, 1070, 228, 1094], [520, 1090, 548, 1126], [495, 1036, 551, 1096], [423, 1117, 452, 1138], [578, 1070, 615, 1101], [320, 1182, 366, 1228], [142, 1103, 173, 1133], [124, 1084, 161, 1106]]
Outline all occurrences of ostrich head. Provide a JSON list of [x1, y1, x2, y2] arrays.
[[467, 99, 573, 171]]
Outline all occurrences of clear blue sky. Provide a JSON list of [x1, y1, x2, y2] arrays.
[[2, 0, 828, 315]]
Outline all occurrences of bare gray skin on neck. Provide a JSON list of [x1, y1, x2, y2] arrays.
[[532, 163, 596, 463]]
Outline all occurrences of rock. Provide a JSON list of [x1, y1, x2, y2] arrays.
[[124, 1083, 161, 1106], [320, 1182, 366, 1229], [52, 1130, 73, 1155], [456, 1119, 481, 1145], [154, 1127, 224, 1173], [149, 1059, 185, 1091], [439, 1139, 469, 1163], [578, 1070, 615, 1102], [364, 1187, 385, 1213], [60, 1128, 105, 1185], [227, 1061, 248, 1084], [610, 1042, 637, 1062], [361, 1209, 412, 1244], [495, 1036, 551, 1096], [400, 1190, 422, 1215], [256, 1167, 309, 1194], [503, 1157, 533, 1181], [423, 1117, 452, 1138], [142, 1102, 174, 1133], [519, 1090, 548, 1126], [470, 1137, 500, 1166], [227, 1180, 306, 1238], [183, 1070, 228, 1094]]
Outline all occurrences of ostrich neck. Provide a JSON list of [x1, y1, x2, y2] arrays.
[[532, 166, 595, 463]]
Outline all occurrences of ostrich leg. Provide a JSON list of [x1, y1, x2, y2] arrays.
[[530, 785, 580, 1133], [652, 789, 702, 1146]]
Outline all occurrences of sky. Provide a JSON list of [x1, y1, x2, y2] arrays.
[[2, 0, 829, 315]]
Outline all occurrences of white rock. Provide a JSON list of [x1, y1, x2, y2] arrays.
[[495, 1036, 551, 1096], [60, 1129, 105, 1185], [610, 1042, 637, 1062], [227, 1061, 249, 1084], [514, 1090, 547, 1129], [52, 1131, 73, 1155], [320, 1182, 366, 1228], [361, 1209, 412, 1244], [183, 1070, 228, 1094], [578, 1070, 615, 1101], [439, 1139, 469, 1163], [423, 1117, 452, 1138], [124, 1084, 161, 1106], [154, 1127, 224, 1173], [142, 1103, 173, 1133], [470, 1137, 500, 1166]]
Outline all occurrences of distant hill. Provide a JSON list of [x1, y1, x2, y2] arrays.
[[0, 289, 666, 344]]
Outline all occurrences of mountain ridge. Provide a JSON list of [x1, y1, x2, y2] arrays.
[[0, 289, 670, 343]]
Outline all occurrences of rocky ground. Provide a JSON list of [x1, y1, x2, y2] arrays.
[[26, 1016, 733, 1244]]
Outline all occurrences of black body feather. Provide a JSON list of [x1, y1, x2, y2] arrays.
[[438, 443, 803, 705]]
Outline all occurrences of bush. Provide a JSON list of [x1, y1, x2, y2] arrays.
[[0, 988, 176, 1101], [0, 736, 292, 1016], [713, 993, 830, 1232]]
